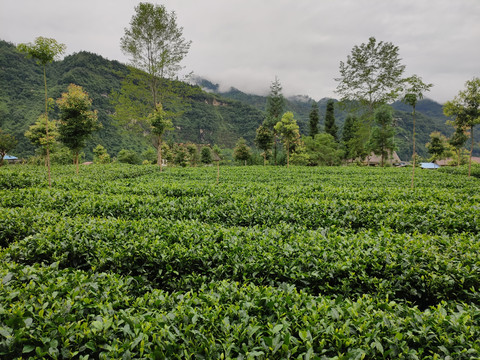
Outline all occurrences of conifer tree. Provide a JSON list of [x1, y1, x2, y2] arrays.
[[324, 100, 338, 141], [264, 77, 285, 165], [342, 114, 357, 159], [308, 101, 319, 137]]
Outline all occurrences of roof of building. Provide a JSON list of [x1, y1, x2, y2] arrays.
[[420, 162, 440, 169], [365, 151, 402, 164]]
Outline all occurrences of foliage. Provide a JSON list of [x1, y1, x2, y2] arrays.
[[300, 133, 344, 166], [335, 37, 405, 113], [57, 84, 101, 173], [200, 146, 212, 164], [93, 144, 111, 164], [0, 165, 480, 359], [425, 131, 455, 163], [369, 105, 396, 166], [1, 41, 465, 163], [308, 101, 319, 137], [117, 149, 141, 164], [263, 77, 285, 129], [121, 2, 191, 106], [444, 77, 480, 177], [17, 37, 66, 66], [402, 74, 433, 188], [274, 112, 300, 168], [233, 137, 251, 164], [264, 77, 286, 165], [254, 125, 273, 165], [342, 114, 357, 159], [148, 103, 173, 168], [0, 129, 18, 163], [324, 99, 338, 141], [24, 114, 59, 150], [17, 37, 66, 185]]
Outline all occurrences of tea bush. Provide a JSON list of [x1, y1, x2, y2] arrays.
[[1, 164, 479, 358]]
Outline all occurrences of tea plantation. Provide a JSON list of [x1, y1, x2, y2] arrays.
[[1, 164, 479, 359]]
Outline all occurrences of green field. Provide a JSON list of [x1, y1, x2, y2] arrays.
[[1, 164, 479, 359]]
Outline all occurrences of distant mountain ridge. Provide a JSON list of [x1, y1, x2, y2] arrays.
[[192, 76, 457, 159]]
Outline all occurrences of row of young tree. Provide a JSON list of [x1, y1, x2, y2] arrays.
[[244, 36, 479, 186], [2, 3, 479, 187]]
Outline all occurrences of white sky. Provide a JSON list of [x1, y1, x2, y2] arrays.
[[1, 0, 479, 103]]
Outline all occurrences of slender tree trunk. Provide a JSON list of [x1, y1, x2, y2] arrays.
[[157, 136, 163, 172], [216, 160, 220, 184], [411, 107, 416, 189], [44, 66, 52, 187], [263, 153, 266, 166], [468, 126, 474, 177]]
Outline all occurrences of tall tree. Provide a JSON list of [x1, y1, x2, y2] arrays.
[[324, 100, 338, 141], [18, 37, 66, 186], [121, 2, 191, 108], [274, 112, 300, 168], [308, 101, 320, 137], [0, 130, 17, 166], [234, 138, 251, 165], [57, 84, 101, 174], [402, 75, 433, 188], [148, 103, 173, 170], [342, 114, 357, 160], [335, 37, 405, 114], [443, 77, 480, 177], [264, 77, 286, 165], [254, 125, 274, 165], [369, 105, 395, 167]]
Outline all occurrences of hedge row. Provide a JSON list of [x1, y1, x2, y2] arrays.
[[4, 215, 480, 308], [1, 262, 479, 359]]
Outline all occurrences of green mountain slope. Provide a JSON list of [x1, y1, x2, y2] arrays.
[[195, 78, 469, 159], [0, 40, 264, 159], [2, 39, 476, 161]]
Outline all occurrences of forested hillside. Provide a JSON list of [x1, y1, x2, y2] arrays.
[[0, 40, 264, 159], [195, 78, 459, 159], [1, 39, 472, 161]]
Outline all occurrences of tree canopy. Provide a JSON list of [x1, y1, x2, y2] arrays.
[[57, 84, 100, 173], [0, 130, 17, 164], [274, 112, 300, 168], [443, 77, 480, 177], [335, 37, 405, 113], [121, 2, 191, 107]]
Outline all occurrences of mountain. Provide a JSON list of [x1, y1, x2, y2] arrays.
[[0, 40, 264, 159], [193, 77, 465, 159], [1, 39, 474, 162]]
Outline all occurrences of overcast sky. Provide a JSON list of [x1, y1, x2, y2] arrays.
[[1, 0, 479, 103]]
